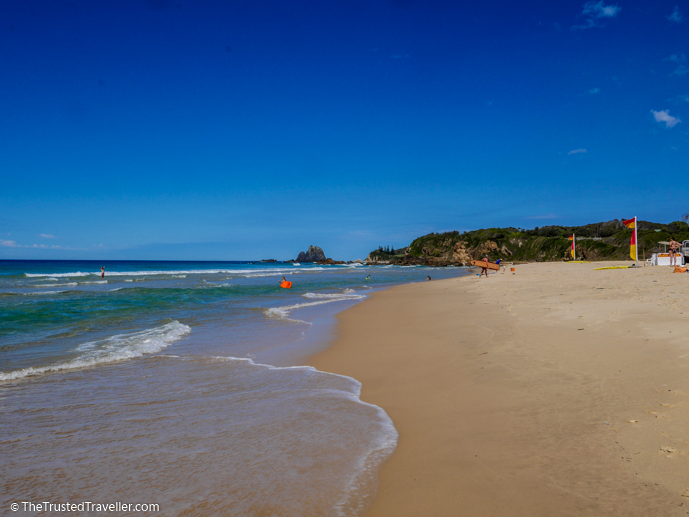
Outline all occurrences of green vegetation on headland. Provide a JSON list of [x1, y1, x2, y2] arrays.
[[365, 220, 689, 266]]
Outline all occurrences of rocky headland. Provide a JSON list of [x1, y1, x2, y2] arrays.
[[364, 219, 689, 266]]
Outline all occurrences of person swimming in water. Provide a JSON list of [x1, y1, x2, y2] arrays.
[[365, 275, 371, 281]]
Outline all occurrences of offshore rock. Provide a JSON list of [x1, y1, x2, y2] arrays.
[[296, 245, 326, 263], [316, 258, 347, 265]]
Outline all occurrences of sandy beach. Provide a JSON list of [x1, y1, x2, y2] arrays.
[[310, 262, 689, 516]]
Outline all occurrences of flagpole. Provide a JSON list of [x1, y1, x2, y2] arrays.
[[635, 216, 638, 262], [573, 234, 576, 261]]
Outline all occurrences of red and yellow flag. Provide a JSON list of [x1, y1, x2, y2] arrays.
[[568, 234, 575, 258], [623, 217, 637, 260]]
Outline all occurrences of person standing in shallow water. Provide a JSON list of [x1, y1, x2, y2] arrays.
[[101, 266, 105, 279]]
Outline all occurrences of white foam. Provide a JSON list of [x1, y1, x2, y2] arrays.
[[33, 283, 78, 287], [244, 272, 289, 278], [302, 292, 365, 301], [24, 267, 328, 279], [265, 293, 366, 323], [0, 321, 191, 382], [80, 280, 108, 285], [21, 291, 69, 296], [25, 271, 92, 278]]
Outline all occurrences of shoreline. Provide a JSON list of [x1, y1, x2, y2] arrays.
[[309, 261, 689, 516]]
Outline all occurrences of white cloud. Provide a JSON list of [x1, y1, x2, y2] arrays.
[[575, 1, 621, 29], [671, 65, 689, 77], [39, 233, 56, 239], [668, 6, 683, 23], [1, 240, 19, 247], [651, 109, 681, 128], [588, 87, 600, 94], [583, 1, 621, 18], [568, 148, 587, 155]]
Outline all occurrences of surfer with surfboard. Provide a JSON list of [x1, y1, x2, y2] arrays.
[[470, 255, 500, 278], [480, 255, 489, 278]]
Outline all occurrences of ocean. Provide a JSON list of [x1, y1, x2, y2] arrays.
[[0, 260, 468, 516]]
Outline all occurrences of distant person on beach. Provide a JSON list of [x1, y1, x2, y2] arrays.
[[480, 255, 490, 278], [101, 266, 105, 279], [669, 237, 681, 266], [426, 275, 431, 281]]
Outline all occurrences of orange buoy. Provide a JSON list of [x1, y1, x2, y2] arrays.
[[280, 281, 292, 289]]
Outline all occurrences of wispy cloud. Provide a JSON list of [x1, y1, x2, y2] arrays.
[[588, 87, 600, 94], [664, 53, 686, 63], [669, 94, 689, 103], [574, 1, 621, 29], [568, 148, 587, 155], [526, 214, 559, 220], [671, 65, 689, 77], [0, 239, 67, 249], [39, 233, 56, 239], [651, 109, 681, 128], [667, 6, 683, 23]]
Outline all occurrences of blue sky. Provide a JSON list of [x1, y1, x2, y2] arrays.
[[1, 0, 687, 260]]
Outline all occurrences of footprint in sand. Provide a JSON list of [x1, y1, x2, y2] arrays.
[[660, 446, 678, 458]]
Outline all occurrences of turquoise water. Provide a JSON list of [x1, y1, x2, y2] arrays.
[[1, 260, 467, 516]]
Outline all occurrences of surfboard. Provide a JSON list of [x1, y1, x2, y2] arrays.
[[593, 266, 631, 270], [280, 281, 292, 288], [470, 260, 500, 271]]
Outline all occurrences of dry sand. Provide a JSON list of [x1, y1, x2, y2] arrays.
[[309, 262, 689, 516]]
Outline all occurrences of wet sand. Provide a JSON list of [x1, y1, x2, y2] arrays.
[[309, 262, 689, 516]]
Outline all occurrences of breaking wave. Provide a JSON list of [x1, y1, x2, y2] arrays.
[[0, 321, 191, 381]]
